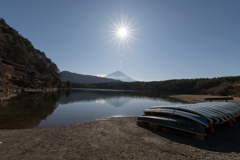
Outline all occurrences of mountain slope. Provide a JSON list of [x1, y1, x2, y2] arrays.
[[0, 18, 63, 88], [60, 71, 121, 84], [105, 71, 136, 82]]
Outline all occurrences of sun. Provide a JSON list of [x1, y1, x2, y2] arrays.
[[118, 28, 128, 37], [108, 16, 138, 48]]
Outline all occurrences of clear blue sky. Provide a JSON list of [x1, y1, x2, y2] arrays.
[[1, 0, 240, 81]]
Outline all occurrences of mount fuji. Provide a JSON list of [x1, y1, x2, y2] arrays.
[[105, 71, 136, 82]]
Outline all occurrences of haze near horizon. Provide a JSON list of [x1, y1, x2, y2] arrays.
[[1, 0, 240, 81]]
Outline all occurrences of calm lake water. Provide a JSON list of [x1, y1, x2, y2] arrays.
[[0, 88, 187, 129]]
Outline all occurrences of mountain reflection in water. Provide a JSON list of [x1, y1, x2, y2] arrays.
[[0, 88, 187, 129]]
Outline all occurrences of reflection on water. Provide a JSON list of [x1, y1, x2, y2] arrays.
[[106, 97, 132, 108], [0, 88, 187, 129], [0, 92, 63, 129]]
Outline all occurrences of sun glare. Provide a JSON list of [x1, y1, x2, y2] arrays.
[[108, 16, 139, 49], [118, 28, 127, 37]]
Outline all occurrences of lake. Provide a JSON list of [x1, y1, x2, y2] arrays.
[[0, 88, 187, 129]]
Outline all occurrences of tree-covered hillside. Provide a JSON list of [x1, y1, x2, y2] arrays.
[[0, 18, 65, 88], [72, 76, 240, 96]]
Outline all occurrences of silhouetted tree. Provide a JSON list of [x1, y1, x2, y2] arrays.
[[66, 80, 71, 88]]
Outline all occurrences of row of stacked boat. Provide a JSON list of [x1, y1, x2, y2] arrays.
[[137, 102, 240, 136]]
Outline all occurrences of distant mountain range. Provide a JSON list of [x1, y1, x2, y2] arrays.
[[106, 71, 136, 82], [60, 71, 136, 84], [60, 71, 121, 84]]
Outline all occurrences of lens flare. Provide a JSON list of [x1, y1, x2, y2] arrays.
[[107, 15, 139, 49]]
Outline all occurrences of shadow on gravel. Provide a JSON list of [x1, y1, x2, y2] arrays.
[[139, 117, 240, 153]]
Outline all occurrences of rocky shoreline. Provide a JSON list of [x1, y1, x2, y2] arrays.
[[0, 88, 69, 101], [0, 75, 71, 101]]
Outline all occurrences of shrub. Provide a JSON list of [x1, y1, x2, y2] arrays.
[[27, 70, 38, 81]]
